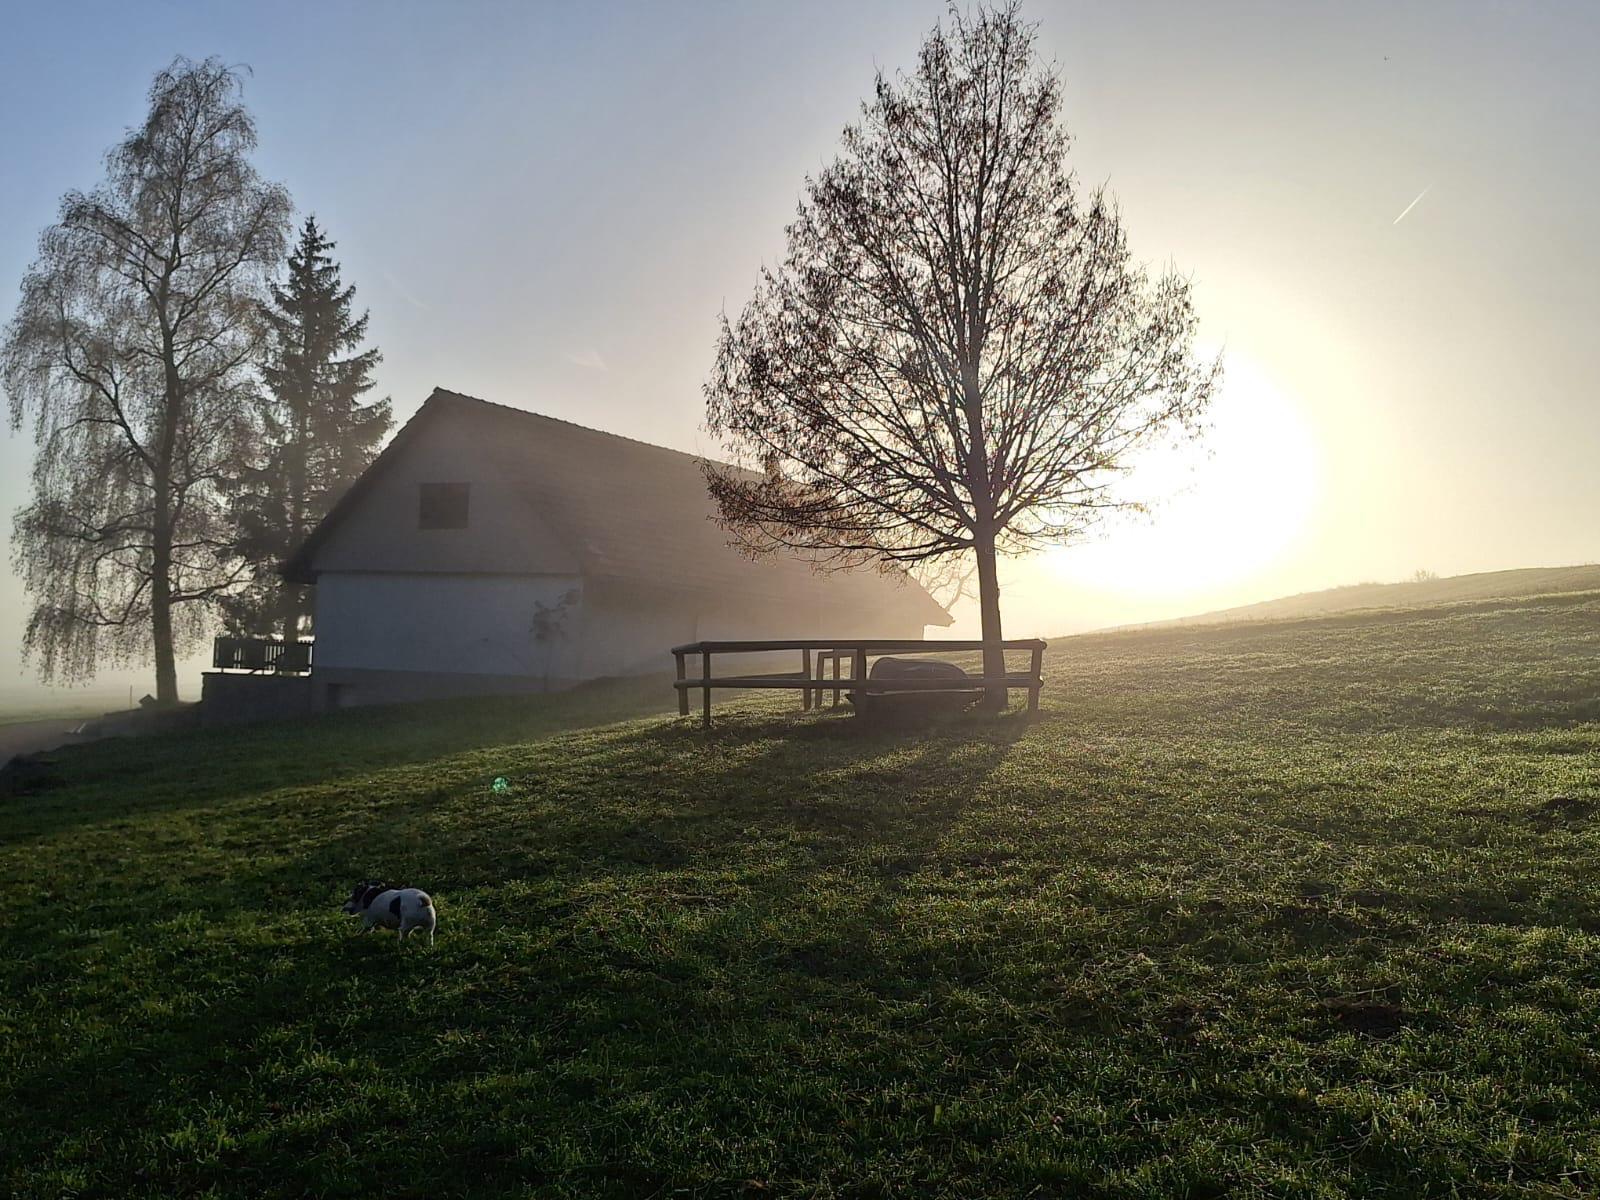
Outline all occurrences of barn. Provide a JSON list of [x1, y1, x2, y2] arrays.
[[272, 388, 949, 709]]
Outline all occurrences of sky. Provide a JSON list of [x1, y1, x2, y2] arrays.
[[2, 0, 1598, 702]]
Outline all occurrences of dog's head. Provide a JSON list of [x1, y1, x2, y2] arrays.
[[342, 880, 389, 915]]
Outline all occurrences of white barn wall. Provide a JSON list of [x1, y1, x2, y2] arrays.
[[275, 392, 949, 710], [694, 593, 928, 642], [576, 594, 695, 678], [310, 575, 931, 709], [312, 416, 579, 578], [573, 589, 930, 681], [316, 571, 583, 678]]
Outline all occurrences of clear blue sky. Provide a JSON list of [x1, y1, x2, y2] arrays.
[[3, 0, 1598, 699]]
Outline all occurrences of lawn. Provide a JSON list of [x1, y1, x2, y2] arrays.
[[6, 592, 1600, 1197]]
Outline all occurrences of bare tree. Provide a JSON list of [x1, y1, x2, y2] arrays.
[[2, 58, 291, 702], [705, 3, 1218, 705]]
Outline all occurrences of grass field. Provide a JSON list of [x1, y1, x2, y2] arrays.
[[0, 689, 133, 728], [6, 592, 1600, 1197], [1135, 563, 1600, 630]]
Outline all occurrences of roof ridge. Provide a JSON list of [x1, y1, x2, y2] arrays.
[[429, 386, 724, 469]]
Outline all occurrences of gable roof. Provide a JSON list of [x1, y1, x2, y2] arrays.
[[283, 388, 951, 626]]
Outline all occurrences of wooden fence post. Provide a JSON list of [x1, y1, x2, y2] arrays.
[[702, 649, 712, 728], [675, 651, 688, 716]]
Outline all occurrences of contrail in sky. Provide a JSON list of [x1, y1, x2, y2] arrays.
[[1392, 185, 1431, 226], [382, 270, 431, 312]]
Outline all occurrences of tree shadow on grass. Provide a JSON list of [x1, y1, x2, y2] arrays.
[[18, 700, 1600, 1198], [4, 708, 1043, 1195], [4, 672, 684, 842], [262, 703, 1036, 910], [7, 702, 1039, 971]]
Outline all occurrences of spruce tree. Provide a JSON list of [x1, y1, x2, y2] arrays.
[[226, 217, 392, 640]]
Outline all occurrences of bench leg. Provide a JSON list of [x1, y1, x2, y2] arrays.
[[802, 648, 812, 711], [1029, 645, 1043, 713], [832, 653, 841, 707], [702, 650, 712, 728], [675, 652, 688, 716]]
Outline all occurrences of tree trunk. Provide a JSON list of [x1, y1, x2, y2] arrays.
[[153, 299, 183, 706], [285, 373, 310, 645], [151, 601, 178, 703], [283, 585, 311, 645], [973, 526, 1007, 711], [150, 503, 179, 705]]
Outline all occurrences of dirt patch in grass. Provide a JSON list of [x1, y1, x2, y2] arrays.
[[1317, 997, 1412, 1039], [1529, 793, 1595, 827]]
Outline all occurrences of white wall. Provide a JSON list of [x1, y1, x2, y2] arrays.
[[574, 594, 701, 678], [312, 415, 579, 578], [575, 589, 928, 679], [315, 572, 584, 678], [316, 572, 932, 689], [694, 595, 925, 642]]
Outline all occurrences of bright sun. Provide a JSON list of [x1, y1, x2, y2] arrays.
[[1041, 353, 1320, 597]]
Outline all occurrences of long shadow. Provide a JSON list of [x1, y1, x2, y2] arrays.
[[539, 705, 1036, 867], [4, 707, 1042, 1192], [333, 702, 1029, 889], [11, 704, 1036, 930], [3, 672, 684, 841], [17, 698, 1600, 1196]]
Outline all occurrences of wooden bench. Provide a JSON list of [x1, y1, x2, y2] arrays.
[[671, 639, 1046, 727]]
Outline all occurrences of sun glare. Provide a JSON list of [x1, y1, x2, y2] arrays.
[[1042, 354, 1320, 598]]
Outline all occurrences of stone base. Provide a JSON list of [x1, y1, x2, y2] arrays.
[[200, 673, 316, 727]]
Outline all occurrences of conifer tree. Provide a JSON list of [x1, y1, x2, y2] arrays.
[[226, 217, 391, 640]]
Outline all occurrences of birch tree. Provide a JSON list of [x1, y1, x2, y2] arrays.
[[2, 58, 290, 702]]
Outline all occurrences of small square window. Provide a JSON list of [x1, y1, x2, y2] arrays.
[[419, 482, 470, 530]]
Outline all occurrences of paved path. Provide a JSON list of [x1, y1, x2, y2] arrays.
[[0, 718, 93, 762]]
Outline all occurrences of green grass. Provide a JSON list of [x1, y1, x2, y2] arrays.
[[1147, 563, 1600, 627], [7, 593, 1600, 1197]]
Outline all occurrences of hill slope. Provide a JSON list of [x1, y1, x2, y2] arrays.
[[1137, 562, 1600, 628], [7, 593, 1600, 1197]]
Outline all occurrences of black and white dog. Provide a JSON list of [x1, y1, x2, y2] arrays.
[[342, 881, 437, 946]]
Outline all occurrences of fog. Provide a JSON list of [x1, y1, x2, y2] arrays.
[[3, 0, 1598, 709]]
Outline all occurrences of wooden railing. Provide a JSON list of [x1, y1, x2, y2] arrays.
[[671, 638, 1046, 727], [212, 636, 314, 675]]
